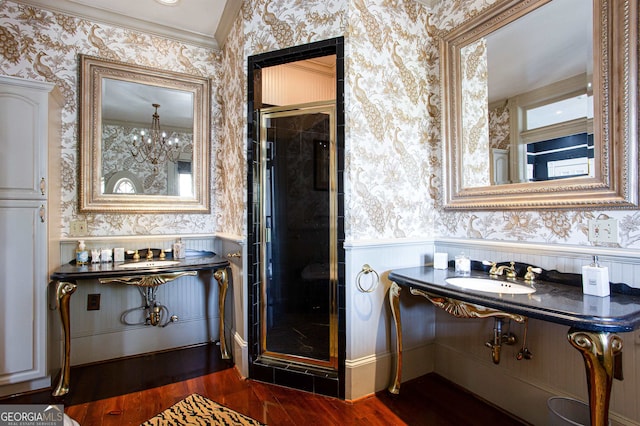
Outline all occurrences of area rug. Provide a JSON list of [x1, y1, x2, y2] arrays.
[[141, 393, 264, 425]]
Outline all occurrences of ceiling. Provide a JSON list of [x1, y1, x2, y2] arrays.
[[14, 0, 242, 49], [486, 0, 591, 103]]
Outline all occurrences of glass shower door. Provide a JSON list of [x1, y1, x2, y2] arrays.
[[259, 102, 337, 369]]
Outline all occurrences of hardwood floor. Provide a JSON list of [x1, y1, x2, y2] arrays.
[[1, 344, 529, 425]]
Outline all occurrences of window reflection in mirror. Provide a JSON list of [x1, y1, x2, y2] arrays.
[[113, 178, 136, 194], [522, 92, 593, 182], [462, 0, 593, 188]]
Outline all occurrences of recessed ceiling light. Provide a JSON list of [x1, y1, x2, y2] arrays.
[[155, 0, 180, 5]]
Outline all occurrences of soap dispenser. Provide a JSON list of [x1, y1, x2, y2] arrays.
[[76, 240, 89, 265], [173, 238, 185, 259], [455, 252, 471, 276], [582, 255, 610, 297]]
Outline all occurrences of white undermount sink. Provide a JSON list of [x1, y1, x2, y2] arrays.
[[445, 277, 536, 295], [117, 260, 180, 269]]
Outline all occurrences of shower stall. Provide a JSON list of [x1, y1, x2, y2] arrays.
[[247, 37, 345, 397], [258, 102, 337, 370]]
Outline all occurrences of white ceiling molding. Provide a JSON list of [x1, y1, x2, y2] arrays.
[[214, 0, 242, 49]]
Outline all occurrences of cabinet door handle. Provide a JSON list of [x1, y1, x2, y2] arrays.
[[39, 205, 46, 223], [40, 177, 46, 196]]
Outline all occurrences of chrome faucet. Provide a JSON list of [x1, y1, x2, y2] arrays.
[[491, 261, 517, 279]]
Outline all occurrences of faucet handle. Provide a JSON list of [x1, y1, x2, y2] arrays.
[[524, 266, 542, 282], [483, 260, 498, 276]]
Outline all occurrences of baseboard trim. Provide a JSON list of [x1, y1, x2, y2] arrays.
[[345, 343, 434, 400], [231, 330, 249, 377], [0, 376, 52, 399]]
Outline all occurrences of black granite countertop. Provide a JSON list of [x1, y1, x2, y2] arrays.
[[50, 251, 229, 281], [388, 266, 640, 333]]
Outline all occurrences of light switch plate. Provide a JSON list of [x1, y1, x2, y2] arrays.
[[588, 219, 618, 243], [70, 220, 87, 236]]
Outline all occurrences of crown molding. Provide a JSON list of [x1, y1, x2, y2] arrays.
[[214, 0, 242, 49]]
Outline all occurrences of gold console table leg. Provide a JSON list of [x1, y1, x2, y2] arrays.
[[53, 281, 77, 397], [568, 328, 623, 426], [214, 267, 231, 359], [388, 281, 403, 394]]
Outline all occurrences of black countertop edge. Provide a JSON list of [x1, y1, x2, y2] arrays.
[[389, 267, 640, 333], [50, 254, 229, 281]]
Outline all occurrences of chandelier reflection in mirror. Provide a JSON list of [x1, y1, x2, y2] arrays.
[[131, 103, 184, 173]]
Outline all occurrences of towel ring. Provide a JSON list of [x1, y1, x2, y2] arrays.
[[356, 264, 379, 293]]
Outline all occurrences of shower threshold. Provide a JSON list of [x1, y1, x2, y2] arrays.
[[255, 355, 338, 378]]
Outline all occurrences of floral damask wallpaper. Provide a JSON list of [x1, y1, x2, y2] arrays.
[[217, 0, 640, 247], [460, 38, 490, 188], [489, 102, 510, 150], [220, 0, 436, 240], [345, 0, 434, 240], [0, 0, 220, 236], [216, 11, 245, 237], [3, 0, 640, 248]]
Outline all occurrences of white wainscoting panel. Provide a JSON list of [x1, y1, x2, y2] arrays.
[[215, 233, 248, 377], [344, 238, 436, 400]]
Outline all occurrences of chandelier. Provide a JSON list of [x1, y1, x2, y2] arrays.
[[131, 103, 182, 173]]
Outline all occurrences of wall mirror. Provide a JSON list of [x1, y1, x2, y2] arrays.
[[440, 0, 638, 209], [79, 55, 210, 213]]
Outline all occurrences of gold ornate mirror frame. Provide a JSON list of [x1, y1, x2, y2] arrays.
[[79, 54, 211, 213], [440, 0, 638, 210]]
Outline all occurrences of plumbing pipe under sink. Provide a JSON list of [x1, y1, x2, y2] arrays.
[[120, 285, 178, 327], [485, 318, 517, 364]]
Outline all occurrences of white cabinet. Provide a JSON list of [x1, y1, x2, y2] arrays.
[[0, 76, 61, 394]]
